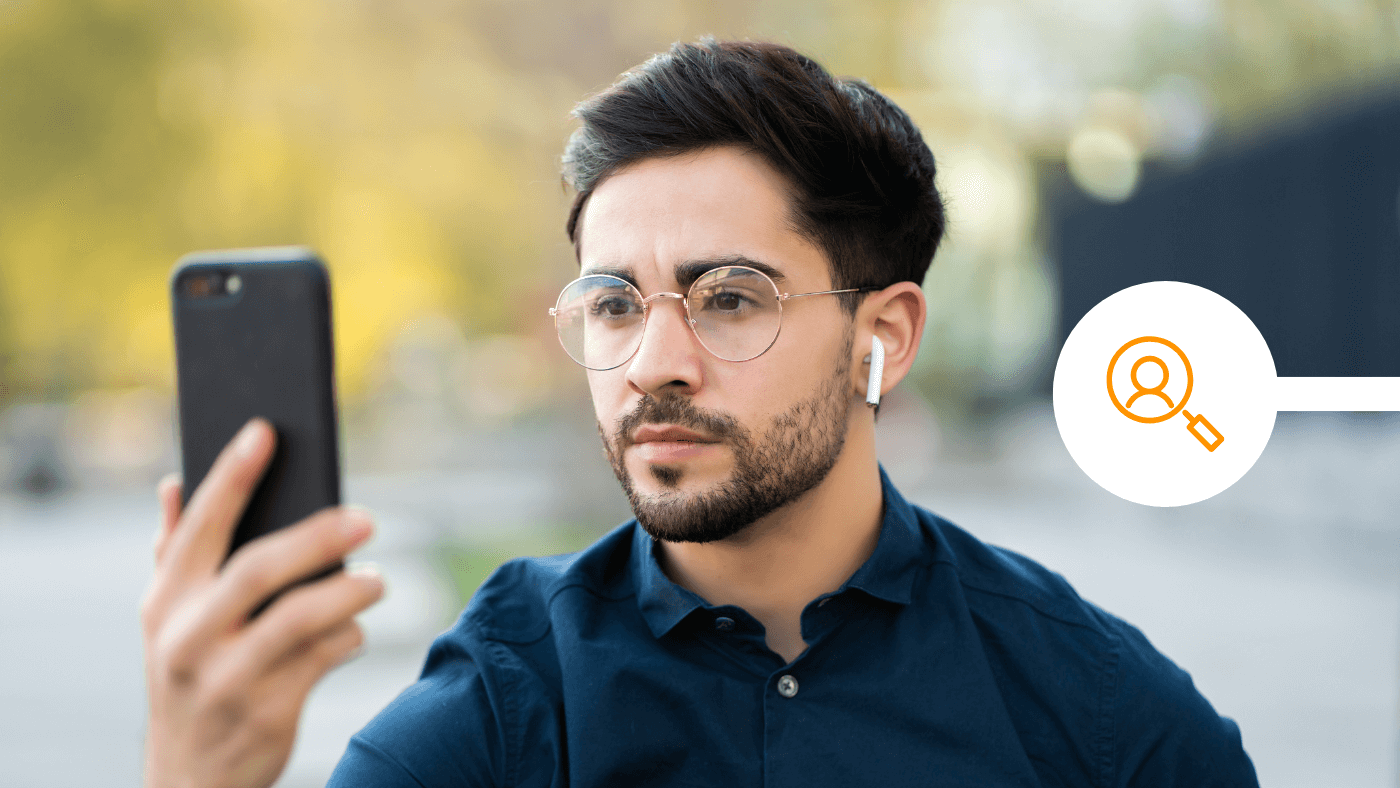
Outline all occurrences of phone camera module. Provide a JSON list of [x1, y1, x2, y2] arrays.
[[182, 272, 222, 299], [181, 271, 243, 300]]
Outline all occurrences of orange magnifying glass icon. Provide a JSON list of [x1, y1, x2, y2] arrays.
[[1107, 336, 1225, 452]]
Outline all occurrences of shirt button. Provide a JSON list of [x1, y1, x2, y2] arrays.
[[714, 616, 736, 632], [777, 674, 799, 698]]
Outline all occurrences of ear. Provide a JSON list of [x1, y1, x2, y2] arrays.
[[852, 282, 926, 402]]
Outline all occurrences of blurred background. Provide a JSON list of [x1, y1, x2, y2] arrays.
[[2, 0, 1398, 785]]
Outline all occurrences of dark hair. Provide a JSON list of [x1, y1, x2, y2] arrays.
[[561, 38, 946, 313]]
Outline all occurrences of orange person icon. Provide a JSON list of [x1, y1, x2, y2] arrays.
[[1125, 355, 1175, 410], [1107, 336, 1225, 452]]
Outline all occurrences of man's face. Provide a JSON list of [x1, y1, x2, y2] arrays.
[[575, 146, 861, 543]]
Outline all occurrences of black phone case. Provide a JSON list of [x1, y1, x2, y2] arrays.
[[171, 247, 341, 571]]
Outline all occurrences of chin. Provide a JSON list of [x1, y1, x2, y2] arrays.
[[630, 459, 720, 495]]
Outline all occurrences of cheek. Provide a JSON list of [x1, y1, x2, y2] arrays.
[[586, 370, 631, 429], [704, 354, 809, 426]]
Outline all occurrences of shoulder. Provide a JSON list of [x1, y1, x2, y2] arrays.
[[1106, 616, 1258, 786], [331, 523, 641, 787], [919, 507, 1108, 634], [915, 506, 1257, 786], [456, 520, 639, 645]]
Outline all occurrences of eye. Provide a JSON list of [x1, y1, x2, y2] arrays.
[[700, 287, 763, 314], [589, 293, 640, 318], [710, 290, 745, 312]]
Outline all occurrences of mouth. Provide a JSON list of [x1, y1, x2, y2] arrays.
[[628, 424, 722, 463], [631, 424, 719, 446]]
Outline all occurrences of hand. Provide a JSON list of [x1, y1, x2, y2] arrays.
[[140, 418, 385, 788]]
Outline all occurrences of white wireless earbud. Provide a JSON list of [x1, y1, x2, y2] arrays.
[[864, 335, 885, 408]]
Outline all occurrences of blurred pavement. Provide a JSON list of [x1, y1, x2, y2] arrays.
[[0, 398, 1396, 787]]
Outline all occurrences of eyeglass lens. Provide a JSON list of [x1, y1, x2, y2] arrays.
[[553, 266, 783, 370]]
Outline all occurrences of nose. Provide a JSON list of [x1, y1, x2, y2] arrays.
[[625, 295, 705, 398]]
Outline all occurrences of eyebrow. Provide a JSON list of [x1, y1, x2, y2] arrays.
[[581, 255, 788, 291]]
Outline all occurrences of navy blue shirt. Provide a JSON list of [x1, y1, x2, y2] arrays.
[[329, 470, 1257, 787]]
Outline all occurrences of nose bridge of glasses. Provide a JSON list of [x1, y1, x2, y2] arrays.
[[640, 290, 688, 305], [628, 289, 705, 372], [639, 291, 695, 324]]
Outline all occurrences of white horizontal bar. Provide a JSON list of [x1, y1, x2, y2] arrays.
[[1272, 377, 1400, 412]]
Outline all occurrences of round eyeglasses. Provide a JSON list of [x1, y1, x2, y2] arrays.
[[548, 265, 873, 371]]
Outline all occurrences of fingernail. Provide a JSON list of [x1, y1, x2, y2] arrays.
[[234, 420, 265, 458], [339, 645, 366, 666], [347, 561, 383, 587]]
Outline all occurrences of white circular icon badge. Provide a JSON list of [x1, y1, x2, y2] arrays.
[[1053, 281, 1277, 506]]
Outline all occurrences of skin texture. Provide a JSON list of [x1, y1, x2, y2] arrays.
[[141, 419, 384, 788], [578, 146, 927, 662]]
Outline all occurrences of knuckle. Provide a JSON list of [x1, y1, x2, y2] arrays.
[[196, 677, 250, 729], [155, 638, 200, 689], [327, 623, 365, 663], [237, 566, 276, 604], [204, 453, 257, 503], [316, 520, 349, 565], [228, 455, 263, 490], [226, 548, 277, 597], [353, 582, 384, 613], [196, 670, 236, 708], [199, 651, 261, 706], [279, 604, 322, 641], [310, 636, 355, 677], [284, 511, 347, 569]]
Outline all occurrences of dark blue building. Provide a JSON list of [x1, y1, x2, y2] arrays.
[[1045, 93, 1400, 378]]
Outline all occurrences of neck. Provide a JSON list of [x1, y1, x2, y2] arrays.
[[655, 406, 883, 662]]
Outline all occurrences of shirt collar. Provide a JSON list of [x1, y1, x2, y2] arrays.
[[634, 465, 932, 640], [840, 466, 929, 605], [635, 524, 711, 639]]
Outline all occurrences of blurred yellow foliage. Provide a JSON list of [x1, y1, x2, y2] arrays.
[[1, 0, 1396, 409], [0, 0, 568, 403]]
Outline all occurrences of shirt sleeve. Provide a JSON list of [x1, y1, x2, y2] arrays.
[[1109, 621, 1259, 788], [327, 636, 507, 788]]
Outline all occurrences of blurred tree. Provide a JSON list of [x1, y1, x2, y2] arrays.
[[0, 0, 210, 397], [1, 0, 1397, 410]]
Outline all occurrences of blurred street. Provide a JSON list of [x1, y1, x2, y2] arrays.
[[1, 398, 1395, 788]]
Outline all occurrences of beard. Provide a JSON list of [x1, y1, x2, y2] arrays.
[[600, 329, 855, 543]]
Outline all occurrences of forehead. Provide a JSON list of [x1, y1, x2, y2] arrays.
[[575, 146, 830, 288]]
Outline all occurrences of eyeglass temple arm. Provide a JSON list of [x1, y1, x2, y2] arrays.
[[778, 286, 881, 301]]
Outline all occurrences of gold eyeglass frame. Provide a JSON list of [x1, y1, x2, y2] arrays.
[[548, 265, 875, 370]]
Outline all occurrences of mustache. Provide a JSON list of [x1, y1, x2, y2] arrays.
[[615, 395, 743, 447]]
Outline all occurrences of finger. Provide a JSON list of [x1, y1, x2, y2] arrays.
[[281, 618, 364, 682], [162, 418, 276, 585], [191, 506, 373, 642], [214, 565, 382, 689], [152, 473, 183, 565], [286, 619, 365, 693], [259, 620, 365, 722]]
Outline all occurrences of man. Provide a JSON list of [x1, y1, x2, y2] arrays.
[[141, 39, 1258, 787]]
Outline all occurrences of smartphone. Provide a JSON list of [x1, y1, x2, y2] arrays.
[[171, 247, 342, 599]]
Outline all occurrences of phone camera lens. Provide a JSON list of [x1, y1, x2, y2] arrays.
[[183, 272, 221, 299]]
